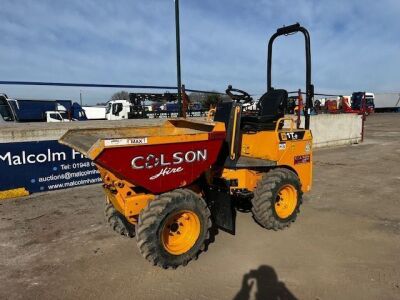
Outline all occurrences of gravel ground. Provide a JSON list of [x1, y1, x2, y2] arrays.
[[0, 113, 399, 300]]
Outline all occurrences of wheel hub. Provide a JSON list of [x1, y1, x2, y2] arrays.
[[274, 184, 298, 219], [162, 210, 200, 255]]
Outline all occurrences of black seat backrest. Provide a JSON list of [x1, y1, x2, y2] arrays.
[[258, 89, 288, 116], [214, 101, 233, 127]]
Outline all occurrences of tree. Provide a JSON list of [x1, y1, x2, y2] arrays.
[[110, 90, 129, 101], [189, 92, 207, 103], [203, 93, 222, 109], [189, 92, 225, 109]]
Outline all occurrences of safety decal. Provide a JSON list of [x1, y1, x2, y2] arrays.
[[104, 137, 148, 146], [294, 154, 311, 165], [279, 142, 286, 150]]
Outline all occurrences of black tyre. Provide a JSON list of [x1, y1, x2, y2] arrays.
[[135, 189, 211, 269], [251, 168, 303, 230], [105, 203, 135, 238]]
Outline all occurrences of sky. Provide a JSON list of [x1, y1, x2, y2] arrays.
[[1, 0, 399, 104]]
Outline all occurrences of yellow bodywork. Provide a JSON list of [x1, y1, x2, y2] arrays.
[[99, 166, 155, 224], [241, 128, 312, 192], [221, 117, 313, 193], [222, 169, 262, 192]]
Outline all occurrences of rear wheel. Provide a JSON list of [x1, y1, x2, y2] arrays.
[[105, 203, 135, 238], [136, 189, 211, 269], [251, 168, 302, 230]]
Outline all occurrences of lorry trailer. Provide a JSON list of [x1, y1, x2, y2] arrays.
[[7, 98, 87, 122], [83, 106, 106, 120], [373, 93, 400, 112], [8, 99, 62, 122]]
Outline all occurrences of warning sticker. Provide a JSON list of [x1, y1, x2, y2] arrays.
[[294, 154, 311, 165], [104, 138, 148, 147]]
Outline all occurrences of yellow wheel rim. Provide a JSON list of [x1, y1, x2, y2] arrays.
[[161, 210, 200, 255], [274, 184, 298, 219]]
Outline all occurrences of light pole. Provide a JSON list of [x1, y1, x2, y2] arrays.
[[174, 0, 182, 117]]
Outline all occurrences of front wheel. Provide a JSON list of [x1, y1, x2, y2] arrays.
[[251, 168, 303, 230], [135, 189, 211, 269]]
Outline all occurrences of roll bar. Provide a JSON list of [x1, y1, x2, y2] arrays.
[[267, 23, 314, 129]]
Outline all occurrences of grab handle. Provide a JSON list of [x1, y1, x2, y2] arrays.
[[275, 117, 296, 132]]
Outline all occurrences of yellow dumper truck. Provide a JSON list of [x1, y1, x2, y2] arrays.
[[60, 23, 314, 268]]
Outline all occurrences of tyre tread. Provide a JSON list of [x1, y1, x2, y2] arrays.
[[251, 168, 303, 230], [136, 189, 211, 269], [105, 203, 135, 237]]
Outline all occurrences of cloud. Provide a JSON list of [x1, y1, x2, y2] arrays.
[[0, 0, 399, 104]]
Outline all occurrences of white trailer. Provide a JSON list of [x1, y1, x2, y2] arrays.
[[374, 93, 400, 112], [83, 106, 106, 120]]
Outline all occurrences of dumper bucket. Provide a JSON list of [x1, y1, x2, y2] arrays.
[[59, 119, 226, 194]]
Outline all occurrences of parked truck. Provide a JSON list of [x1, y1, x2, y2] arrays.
[[105, 100, 132, 120], [317, 93, 375, 115], [105, 92, 206, 120], [7, 99, 87, 122], [7, 99, 71, 122], [59, 100, 87, 120], [348, 92, 375, 114], [0, 94, 16, 122]]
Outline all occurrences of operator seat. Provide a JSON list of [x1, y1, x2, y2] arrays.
[[214, 101, 234, 128], [241, 88, 288, 131]]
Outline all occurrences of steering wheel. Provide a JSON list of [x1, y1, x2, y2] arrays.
[[225, 85, 253, 104]]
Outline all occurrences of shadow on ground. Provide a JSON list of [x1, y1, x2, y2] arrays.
[[234, 265, 297, 300]]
